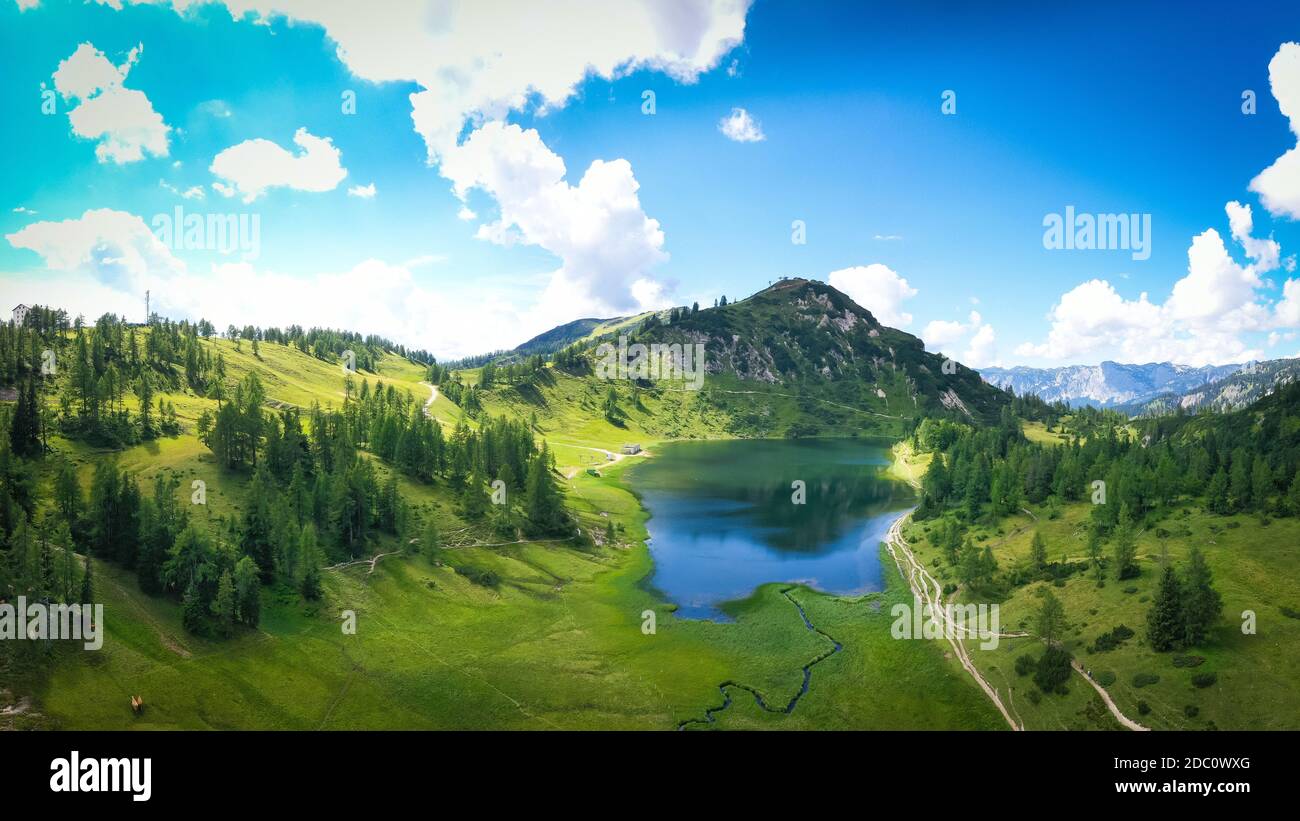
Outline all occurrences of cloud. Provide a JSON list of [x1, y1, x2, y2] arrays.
[[5, 208, 185, 293], [1249, 42, 1300, 219], [963, 322, 998, 368], [718, 106, 765, 142], [347, 182, 376, 199], [209, 127, 347, 202], [441, 121, 668, 316], [922, 310, 999, 368], [923, 311, 981, 350], [51, 42, 170, 164], [116, 0, 750, 316], [1015, 203, 1295, 365], [827, 263, 917, 327], [152, 1, 748, 163], [159, 179, 206, 200]]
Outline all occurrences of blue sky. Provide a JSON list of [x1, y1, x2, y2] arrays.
[[3, 0, 1300, 365]]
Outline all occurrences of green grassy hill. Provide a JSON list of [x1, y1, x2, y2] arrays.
[[2, 317, 1004, 731]]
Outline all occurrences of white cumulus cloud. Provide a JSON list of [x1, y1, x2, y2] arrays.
[[718, 106, 764, 142], [51, 42, 170, 164], [113, 0, 751, 318], [1015, 203, 1295, 366], [442, 121, 668, 316], [210, 127, 347, 202], [5, 208, 184, 293], [1249, 42, 1300, 219], [828, 263, 917, 327]]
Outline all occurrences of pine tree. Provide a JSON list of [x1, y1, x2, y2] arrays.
[[212, 570, 236, 637], [181, 581, 206, 634], [298, 525, 322, 600], [79, 553, 94, 603], [1180, 545, 1222, 647], [1112, 519, 1138, 580], [1036, 589, 1065, 646], [1147, 564, 1184, 652], [234, 556, 261, 625], [1250, 457, 1273, 512], [1030, 531, 1047, 570], [1206, 468, 1231, 514], [524, 444, 567, 536]]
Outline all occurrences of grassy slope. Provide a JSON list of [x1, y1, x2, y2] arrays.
[[895, 441, 1300, 730], [15, 335, 1002, 730]]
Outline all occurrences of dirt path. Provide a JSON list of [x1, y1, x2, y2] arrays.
[[883, 513, 1023, 730], [1072, 660, 1150, 730], [563, 445, 630, 478], [666, 387, 903, 420], [420, 382, 438, 416], [326, 551, 400, 575], [888, 456, 1147, 731]]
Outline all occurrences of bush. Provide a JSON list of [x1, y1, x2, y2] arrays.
[[1014, 654, 1035, 677], [1137, 700, 1151, 716], [1026, 689, 1042, 705], [1123, 586, 1139, 594], [1034, 646, 1073, 693], [1172, 655, 1205, 668], [1192, 672, 1218, 689], [1090, 624, 1135, 653], [1096, 670, 1116, 686], [1132, 673, 1161, 688], [1281, 606, 1300, 620], [454, 565, 501, 588], [1184, 705, 1200, 718]]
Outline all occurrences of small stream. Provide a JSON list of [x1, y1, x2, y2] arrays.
[[677, 588, 843, 729]]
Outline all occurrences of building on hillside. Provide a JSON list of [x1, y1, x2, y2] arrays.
[[620, 443, 642, 455], [12, 304, 28, 326]]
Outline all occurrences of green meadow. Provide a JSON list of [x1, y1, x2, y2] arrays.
[[896, 445, 1300, 731]]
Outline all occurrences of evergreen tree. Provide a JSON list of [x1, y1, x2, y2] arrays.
[[1206, 468, 1231, 514], [298, 524, 322, 600], [212, 570, 237, 637], [1181, 545, 1222, 647], [1112, 519, 1138, 580], [1147, 564, 1184, 652], [181, 581, 206, 634], [234, 556, 261, 626], [1030, 531, 1047, 570], [524, 443, 568, 536], [78, 553, 93, 603], [1036, 589, 1065, 646]]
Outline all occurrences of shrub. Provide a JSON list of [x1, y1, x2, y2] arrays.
[[454, 565, 501, 588], [1137, 700, 1151, 716], [1281, 606, 1300, 620], [1184, 705, 1200, 718], [1026, 689, 1042, 705], [1123, 586, 1139, 594], [1096, 671, 1116, 686], [1014, 654, 1035, 677], [1192, 672, 1218, 689], [1132, 673, 1160, 688], [1090, 624, 1135, 653], [1172, 655, 1205, 668], [1034, 646, 1073, 693]]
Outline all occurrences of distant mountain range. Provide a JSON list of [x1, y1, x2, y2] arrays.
[[1118, 357, 1300, 415], [978, 361, 1244, 408]]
